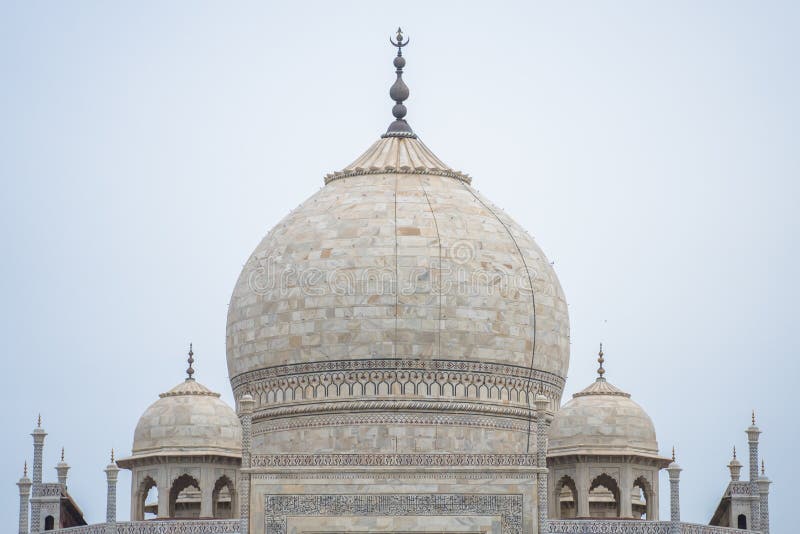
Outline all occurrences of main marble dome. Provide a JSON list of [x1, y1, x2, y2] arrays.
[[226, 44, 569, 456]]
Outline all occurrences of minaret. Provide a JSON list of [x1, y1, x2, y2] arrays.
[[746, 411, 761, 530], [238, 393, 255, 534], [757, 460, 771, 534], [17, 462, 31, 534], [666, 447, 682, 534], [30, 415, 46, 533], [382, 28, 416, 139], [534, 394, 549, 533], [727, 446, 742, 481], [55, 448, 70, 489], [104, 449, 120, 534]]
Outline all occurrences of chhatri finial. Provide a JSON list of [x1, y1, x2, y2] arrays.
[[383, 27, 416, 139], [596, 343, 605, 379], [732, 446, 737, 459], [186, 343, 195, 380]]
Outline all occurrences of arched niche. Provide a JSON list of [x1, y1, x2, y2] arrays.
[[554, 475, 578, 518], [589, 473, 621, 518]]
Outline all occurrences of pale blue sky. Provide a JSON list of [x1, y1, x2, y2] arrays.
[[1, 1, 797, 531]]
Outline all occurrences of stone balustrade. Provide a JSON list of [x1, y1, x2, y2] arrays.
[[548, 520, 755, 534], [48, 519, 239, 534]]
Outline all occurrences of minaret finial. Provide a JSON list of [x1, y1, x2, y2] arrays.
[[761, 459, 765, 475], [110, 448, 115, 463], [186, 343, 195, 380], [733, 446, 737, 459], [752, 409, 756, 425], [672, 446, 676, 462], [383, 27, 416, 139], [24, 461, 28, 478], [60, 447, 64, 462], [596, 343, 605, 379], [37, 414, 41, 428]]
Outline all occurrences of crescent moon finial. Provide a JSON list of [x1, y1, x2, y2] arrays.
[[382, 27, 416, 139]]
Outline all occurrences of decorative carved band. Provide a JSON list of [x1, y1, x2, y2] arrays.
[[232, 358, 564, 416], [251, 453, 538, 468], [252, 411, 531, 436], [255, 398, 536, 420], [264, 493, 523, 534], [48, 520, 239, 534]]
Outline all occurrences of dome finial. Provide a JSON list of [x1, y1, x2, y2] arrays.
[[186, 343, 195, 380], [383, 27, 416, 139], [596, 343, 605, 380]]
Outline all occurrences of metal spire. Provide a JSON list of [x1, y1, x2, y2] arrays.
[[596, 343, 605, 380], [186, 343, 195, 380], [672, 446, 676, 462], [733, 446, 737, 459], [24, 461, 28, 478], [752, 409, 756, 425], [60, 447, 65, 462], [37, 414, 41, 428], [383, 27, 416, 139], [761, 459, 765, 475], [110, 449, 115, 463]]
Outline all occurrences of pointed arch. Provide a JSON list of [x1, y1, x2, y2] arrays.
[[137, 475, 158, 520], [633, 475, 654, 519], [554, 475, 578, 519], [169, 473, 201, 518], [589, 472, 621, 518], [212, 475, 236, 518]]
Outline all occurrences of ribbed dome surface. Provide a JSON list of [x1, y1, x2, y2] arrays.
[[225, 135, 570, 455], [131, 379, 242, 458], [548, 378, 660, 458], [228, 136, 569, 382]]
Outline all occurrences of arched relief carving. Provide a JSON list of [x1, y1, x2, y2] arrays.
[[232, 359, 564, 413]]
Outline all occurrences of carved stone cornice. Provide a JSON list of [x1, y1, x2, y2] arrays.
[[250, 453, 538, 468], [253, 397, 536, 421], [252, 411, 531, 435], [231, 358, 565, 391]]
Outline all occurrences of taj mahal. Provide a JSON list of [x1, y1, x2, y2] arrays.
[[14, 29, 772, 534]]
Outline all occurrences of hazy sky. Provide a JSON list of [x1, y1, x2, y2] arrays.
[[1, 1, 797, 531]]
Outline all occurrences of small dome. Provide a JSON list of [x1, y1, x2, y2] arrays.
[[548, 377, 660, 458], [130, 379, 242, 458]]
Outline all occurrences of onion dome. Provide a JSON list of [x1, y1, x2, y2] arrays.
[[127, 347, 241, 460], [548, 346, 661, 459], [225, 29, 569, 455]]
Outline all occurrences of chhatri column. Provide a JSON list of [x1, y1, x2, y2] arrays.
[[104, 450, 120, 534], [757, 461, 771, 534], [17, 462, 32, 534], [666, 448, 682, 534], [746, 411, 761, 531], [55, 448, 70, 489], [534, 394, 550, 533], [30, 415, 46, 534], [238, 393, 255, 534]]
